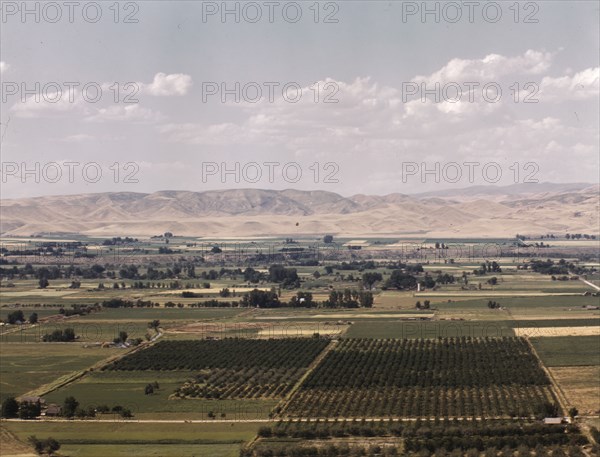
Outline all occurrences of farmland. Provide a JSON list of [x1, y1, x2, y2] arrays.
[[283, 337, 557, 419], [2, 421, 259, 457], [106, 338, 329, 400], [0, 235, 598, 456]]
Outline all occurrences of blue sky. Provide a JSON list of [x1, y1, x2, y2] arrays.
[[1, 1, 598, 197]]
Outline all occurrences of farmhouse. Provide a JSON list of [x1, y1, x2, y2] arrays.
[[543, 417, 564, 425], [20, 396, 46, 406], [343, 240, 370, 250], [44, 404, 62, 417]]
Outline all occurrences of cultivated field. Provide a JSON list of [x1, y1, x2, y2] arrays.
[[1, 235, 598, 456]]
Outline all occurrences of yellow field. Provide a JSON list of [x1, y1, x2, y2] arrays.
[[514, 326, 600, 337], [0, 425, 37, 457], [549, 366, 600, 414]]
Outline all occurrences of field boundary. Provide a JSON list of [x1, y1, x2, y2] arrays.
[[275, 338, 338, 417], [18, 332, 162, 400], [525, 337, 571, 415]]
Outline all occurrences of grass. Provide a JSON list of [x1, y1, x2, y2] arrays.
[[57, 443, 241, 457], [531, 336, 600, 367], [0, 321, 150, 343], [4, 421, 260, 456], [549, 366, 600, 414], [43, 371, 278, 420], [0, 343, 119, 402], [344, 320, 516, 339]]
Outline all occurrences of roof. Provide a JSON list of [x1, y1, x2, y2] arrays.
[[21, 396, 46, 404], [343, 240, 370, 247], [46, 404, 62, 414], [543, 417, 563, 424]]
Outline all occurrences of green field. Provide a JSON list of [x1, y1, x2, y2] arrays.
[[1, 235, 598, 456], [531, 336, 600, 367], [3, 421, 260, 457], [43, 371, 278, 420], [0, 343, 119, 402]]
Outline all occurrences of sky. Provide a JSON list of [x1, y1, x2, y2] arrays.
[[0, 0, 599, 198]]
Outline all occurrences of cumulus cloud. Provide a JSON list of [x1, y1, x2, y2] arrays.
[[10, 71, 189, 119], [142, 73, 193, 96], [537, 67, 600, 101], [413, 50, 554, 84], [10, 91, 88, 118], [155, 51, 597, 188]]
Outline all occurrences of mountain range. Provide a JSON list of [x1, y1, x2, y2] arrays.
[[1, 183, 598, 238]]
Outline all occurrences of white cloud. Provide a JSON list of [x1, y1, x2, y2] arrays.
[[0, 61, 9, 74], [11, 91, 88, 118], [85, 105, 164, 123], [142, 73, 193, 96], [413, 50, 554, 84], [155, 51, 597, 188], [537, 67, 600, 101]]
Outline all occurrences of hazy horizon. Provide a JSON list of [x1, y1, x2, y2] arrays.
[[0, 180, 597, 201]]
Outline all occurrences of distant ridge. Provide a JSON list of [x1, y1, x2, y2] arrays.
[[1, 184, 598, 238], [412, 182, 594, 198]]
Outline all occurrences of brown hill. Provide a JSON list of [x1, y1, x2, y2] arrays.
[[0, 185, 597, 238]]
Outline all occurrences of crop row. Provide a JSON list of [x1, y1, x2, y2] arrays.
[[107, 338, 329, 371], [174, 366, 306, 399], [284, 337, 557, 418], [285, 385, 557, 418], [301, 337, 550, 389]]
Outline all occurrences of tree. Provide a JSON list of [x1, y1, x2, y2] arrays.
[[19, 400, 41, 419], [416, 300, 431, 310], [28, 436, 45, 454], [144, 383, 154, 395], [419, 275, 435, 289], [63, 396, 79, 418], [43, 328, 76, 342], [361, 272, 383, 290], [568, 406, 579, 419], [114, 331, 128, 344], [44, 437, 61, 455], [323, 235, 334, 243], [6, 310, 25, 324], [1, 396, 19, 418], [38, 277, 49, 289], [29, 312, 38, 324], [96, 404, 110, 413], [241, 289, 280, 308], [487, 276, 498, 286], [148, 320, 160, 330], [219, 288, 231, 297], [385, 270, 417, 290]]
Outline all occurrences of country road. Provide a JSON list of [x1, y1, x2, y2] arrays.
[[580, 278, 600, 291], [2, 415, 565, 425]]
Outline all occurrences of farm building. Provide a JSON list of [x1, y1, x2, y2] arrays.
[[20, 396, 46, 406], [343, 240, 370, 250], [44, 404, 62, 417], [543, 417, 564, 425]]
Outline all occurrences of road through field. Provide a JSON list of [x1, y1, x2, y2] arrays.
[[3, 416, 554, 425], [580, 278, 600, 291]]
